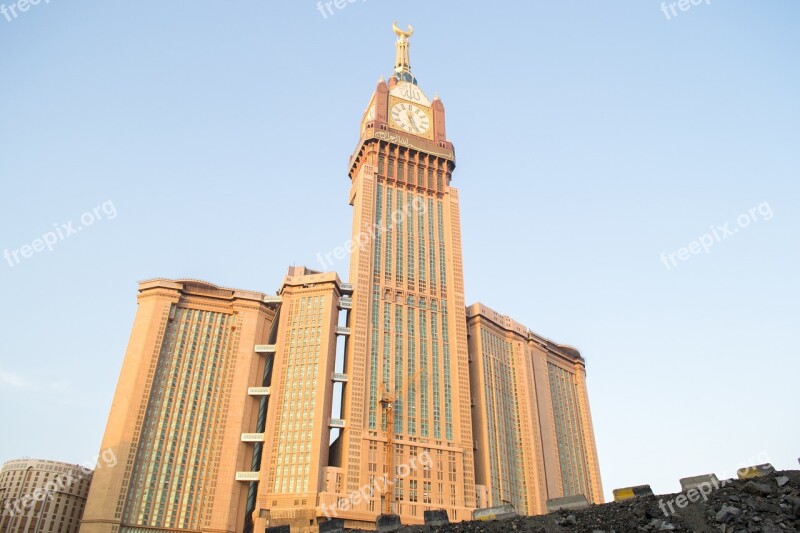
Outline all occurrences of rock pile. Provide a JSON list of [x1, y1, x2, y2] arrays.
[[389, 470, 799, 533], [703, 472, 799, 532]]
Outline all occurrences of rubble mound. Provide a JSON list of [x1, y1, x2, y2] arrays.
[[400, 470, 800, 533]]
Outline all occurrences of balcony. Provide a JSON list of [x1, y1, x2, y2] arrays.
[[235, 472, 261, 482], [329, 419, 346, 429], [335, 327, 351, 336], [254, 345, 276, 354], [331, 373, 349, 383], [248, 387, 271, 397], [241, 433, 266, 443], [338, 297, 353, 310], [340, 283, 354, 294]]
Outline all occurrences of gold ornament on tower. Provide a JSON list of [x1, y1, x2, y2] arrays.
[[392, 21, 413, 39]]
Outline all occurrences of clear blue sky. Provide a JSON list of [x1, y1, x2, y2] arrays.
[[1, 1, 798, 503]]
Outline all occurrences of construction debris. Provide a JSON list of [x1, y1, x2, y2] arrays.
[[380, 470, 799, 533]]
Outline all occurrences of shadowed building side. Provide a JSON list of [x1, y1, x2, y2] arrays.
[[529, 333, 603, 505]]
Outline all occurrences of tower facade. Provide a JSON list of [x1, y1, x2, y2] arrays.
[[466, 304, 547, 515], [536, 339, 603, 505], [79, 279, 280, 533], [466, 303, 604, 511], [337, 24, 476, 526], [253, 267, 351, 533]]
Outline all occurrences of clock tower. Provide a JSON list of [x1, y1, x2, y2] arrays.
[[335, 22, 476, 526]]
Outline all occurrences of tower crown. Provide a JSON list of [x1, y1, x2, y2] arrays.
[[392, 21, 417, 85]]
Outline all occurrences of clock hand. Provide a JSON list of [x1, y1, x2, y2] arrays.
[[406, 111, 420, 132]]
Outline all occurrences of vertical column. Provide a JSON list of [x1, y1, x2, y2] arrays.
[[343, 164, 378, 495], [529, 344, 563, 499], [445, 187, 475, 510], [80, 287, 179, 533], [574, 364, 604, 504], [515, 340, 548, 515]]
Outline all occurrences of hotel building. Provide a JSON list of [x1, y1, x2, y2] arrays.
[[0, 458, 92, 533], [252, 267, 351, 533], [467, 303, 604, 512], [79, 279, 280, 533]]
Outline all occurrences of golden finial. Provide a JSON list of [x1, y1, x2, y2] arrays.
[[393, 21, 414, 40], [392, 21, 416, 84]]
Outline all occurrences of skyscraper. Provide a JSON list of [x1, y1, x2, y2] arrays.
[[336, 22, 476, 526], [79, 279, 280, 533]]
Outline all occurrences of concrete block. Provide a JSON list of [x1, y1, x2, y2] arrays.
[[472, 504, 517, 521], [423, 510, 450, 527], [319, 519, 344, 533], [546, 494, 590, 512], [737, 464, 775, 480], [376, 514, 402, 533], [613, 485, 653, 502], [680, 474, 720, 492]]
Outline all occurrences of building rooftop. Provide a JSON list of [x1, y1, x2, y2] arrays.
[[137, 278, 278, 304], [466, 301, 584, 362]]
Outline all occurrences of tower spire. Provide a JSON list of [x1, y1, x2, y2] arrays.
[[392, 21, 417, 85]]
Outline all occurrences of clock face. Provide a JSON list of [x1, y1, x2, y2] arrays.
[[390, 102, 431, 135]]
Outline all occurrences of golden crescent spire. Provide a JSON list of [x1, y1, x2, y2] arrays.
[[392, 21, 417, 84], [392, 21, 414, 39]]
